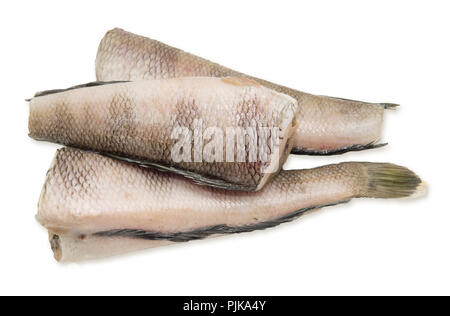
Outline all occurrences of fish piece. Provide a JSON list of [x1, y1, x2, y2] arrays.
[[96, 28, 395, 155], [37, 148, 425, 262], [28, 77, 299, 191]]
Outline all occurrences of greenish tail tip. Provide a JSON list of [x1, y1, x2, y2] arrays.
[[362, 163, 426, 199]]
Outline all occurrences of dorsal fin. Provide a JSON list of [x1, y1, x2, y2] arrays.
[[320, 95, 400, 109], [31, 81, 129, 99]]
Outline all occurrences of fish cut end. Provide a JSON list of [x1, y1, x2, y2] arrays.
[[361, 163, 426, 199], [258, 105, 299, 189]]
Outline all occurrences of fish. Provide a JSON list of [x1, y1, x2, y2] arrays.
[[37, 148, 425, 262], [95, 28, 397, 155], [28, 77, 299, 191]]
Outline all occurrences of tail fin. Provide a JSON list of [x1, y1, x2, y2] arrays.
[[359, 163, 426, 199]]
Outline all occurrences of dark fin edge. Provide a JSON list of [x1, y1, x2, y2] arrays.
[[320, 95, 400, 109], [33, 145, 259, 192], [96, 150, 258, 192], [49, 233, 62, 261], [291, 142, 387, 156], [93, 200, 350, 242], [382, 103, 400, 110], [27, 81, 130, 100]]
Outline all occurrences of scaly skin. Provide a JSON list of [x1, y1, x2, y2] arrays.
[[28, 77, 299, 191], [96, 28, 389, 154], [37, 148, 423, 262]]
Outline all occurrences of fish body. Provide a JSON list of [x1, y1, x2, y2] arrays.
[[28, 77, 299, 191], [96, 28, 393, 155], [37, 148, 424, 262]]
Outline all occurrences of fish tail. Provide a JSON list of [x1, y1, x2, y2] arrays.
[[357, 163, 426, 199]]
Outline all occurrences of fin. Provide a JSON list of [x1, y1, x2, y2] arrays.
[[291, 142, 387, 156], [94, 200, 350, 242], [49, 233, 62, 261], [381, 103, 400, 110], [30, 81, 129, 99], [46, 144, 260, 191], [99, 151, 258, 192], [359, 163, 426, 199], [321, 95, 400, 109]]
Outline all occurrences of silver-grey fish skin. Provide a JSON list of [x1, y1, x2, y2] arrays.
[[28, 77, 299, 191], [37, 148, 424, 262], [96, 28, 392, 155]]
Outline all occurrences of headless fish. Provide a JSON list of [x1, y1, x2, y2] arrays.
[[28, 77, 299, 191], [96, 28, 397, 155], [37, 148, 425, 262]]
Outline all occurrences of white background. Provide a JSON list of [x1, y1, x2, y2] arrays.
[[0, 0, 447, 295]]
